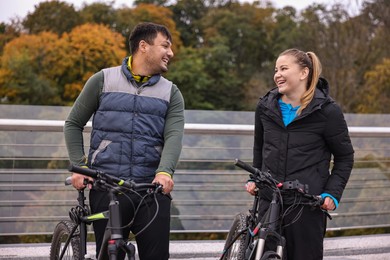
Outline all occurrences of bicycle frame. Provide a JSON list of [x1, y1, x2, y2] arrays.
[[58, 189, 91, 259], [52, 165, 162, 260], [221, 159, 329, 260], [252, 192, 285, 260]]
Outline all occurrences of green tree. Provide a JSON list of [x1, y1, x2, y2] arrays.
[[271, 6, 299, 55], [22, 0, 82, 35], [201, 36, 242, 110], [200, 2, 275, 110], [170, 0, 209, 47], [167, 47, 213, 109], [79, 2, 118, 27], [114, 7, 138, 46], [287, 1, 390, 113], [134, 0, 169, 6]]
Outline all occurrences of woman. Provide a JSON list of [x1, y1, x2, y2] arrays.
[[246, 48, 354, 259]]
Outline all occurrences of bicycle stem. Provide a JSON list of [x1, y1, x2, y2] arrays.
[[108, 192, 123, 240]]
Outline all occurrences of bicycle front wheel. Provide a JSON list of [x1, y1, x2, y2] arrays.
[[222, 212, 248, 260], [260, 251, 281, 260], [50, 221, 81, 260]]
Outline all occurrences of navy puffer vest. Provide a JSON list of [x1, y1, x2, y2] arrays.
[[87, 65, 172, 183]]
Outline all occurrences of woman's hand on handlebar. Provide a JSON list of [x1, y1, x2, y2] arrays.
[[245, 181, 257, 196], [71, 172, 94, 190], [153, 172, 174, 194], [321, 196, 336, 211]]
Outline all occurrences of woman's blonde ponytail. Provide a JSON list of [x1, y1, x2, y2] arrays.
[[298, 51, 322, 115]]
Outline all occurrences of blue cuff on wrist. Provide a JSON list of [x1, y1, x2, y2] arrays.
[[320, 193, 339, 209]]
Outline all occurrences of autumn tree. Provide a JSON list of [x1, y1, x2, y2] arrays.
[[356, 58, 390, 113], [0, 32, 61, 104], [0, 24, 126, 105], [22, 0, 82, 35], [131, 4, 182, 53], [113, 4, 182, 54], [59, 23, 126, 102], [0, 20, 22, 55], [0, 0, 388, 113]]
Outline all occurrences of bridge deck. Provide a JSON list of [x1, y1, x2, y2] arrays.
[[1, 234, 389, 259]]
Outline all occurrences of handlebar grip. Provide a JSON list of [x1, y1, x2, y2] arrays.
[[234, 159, 258, 175], [68, 164, 98, 179], [65, 176, 72, 186]]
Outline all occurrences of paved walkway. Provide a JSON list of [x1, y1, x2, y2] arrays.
[[1, 234, 390, 259]]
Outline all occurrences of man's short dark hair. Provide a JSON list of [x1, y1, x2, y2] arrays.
[[129, 22, 172, 54]]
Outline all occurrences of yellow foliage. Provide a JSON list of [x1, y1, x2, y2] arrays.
[[357, 58, 390, 113], [132, 4, 183, 53], [64, 82, 83, 100], [0, 23, 126, 104], [1, 32, 58, 70]]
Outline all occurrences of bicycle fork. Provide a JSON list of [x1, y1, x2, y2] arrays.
[[254, 193, 284, 260], [99, 192, 136, 260]]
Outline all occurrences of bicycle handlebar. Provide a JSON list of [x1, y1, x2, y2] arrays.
[[234, 159, 325, 204], [68, 164, 162, 192], [234, 159, 259, 175], [235, 159, 278, 188]]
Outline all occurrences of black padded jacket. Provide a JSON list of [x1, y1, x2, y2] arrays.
[[253, 78, 354, 203]]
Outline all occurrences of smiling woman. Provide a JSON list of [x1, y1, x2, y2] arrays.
[[248, 48, 354, 259]]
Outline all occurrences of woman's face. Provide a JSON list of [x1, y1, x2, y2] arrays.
[[274, 54, 308, 96]]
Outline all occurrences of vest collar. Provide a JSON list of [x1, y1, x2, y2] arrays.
[[121, 57, 161, 86]]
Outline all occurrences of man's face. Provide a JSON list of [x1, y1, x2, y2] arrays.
[[144, 33, 174, 74]]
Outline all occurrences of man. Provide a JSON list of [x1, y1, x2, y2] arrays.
[[64, 22, 185, 260]]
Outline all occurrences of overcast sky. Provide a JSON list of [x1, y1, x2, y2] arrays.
[[0, 0, 362, 24]]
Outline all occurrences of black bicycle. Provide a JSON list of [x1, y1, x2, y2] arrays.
[[49, 165, 163, 260], [220, 159, 331, 260]]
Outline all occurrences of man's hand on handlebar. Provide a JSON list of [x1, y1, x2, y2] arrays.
[[71, 172, 94, 190], [153, 172, 174, 194], [245, 181, 257, 196]]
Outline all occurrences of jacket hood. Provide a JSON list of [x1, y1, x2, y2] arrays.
[[312, 77, 333, 107], [261, 77, 332, 107], [316, 77, 329, 97]]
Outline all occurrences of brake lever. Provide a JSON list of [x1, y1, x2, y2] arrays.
[[155, 184, 164, 194], [316, 195, 333, 220], [323, 210, 332, 220]]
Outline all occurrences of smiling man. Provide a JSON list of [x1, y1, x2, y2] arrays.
[[64, 22, 185, 260]]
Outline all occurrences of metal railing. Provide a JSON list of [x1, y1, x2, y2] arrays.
[[0, 118, 389, 236], [1, 119, 390, 137]]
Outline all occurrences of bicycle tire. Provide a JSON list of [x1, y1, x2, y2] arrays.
[[222, 212, 248, 260], [260, 250, 281, 260], [50, 220, 81, 260]]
